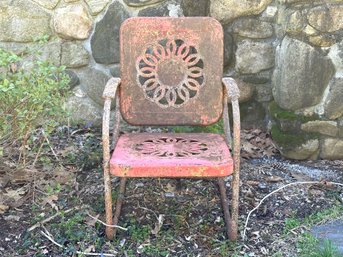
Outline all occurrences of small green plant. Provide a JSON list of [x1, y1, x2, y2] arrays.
[[0, 47, 70, 165], [284, 216, 301, 234], [128, 221, 151, 242]]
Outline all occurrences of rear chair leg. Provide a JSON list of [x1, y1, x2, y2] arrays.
[[218, 178, 234, 241], [112, 177, 127, 239]]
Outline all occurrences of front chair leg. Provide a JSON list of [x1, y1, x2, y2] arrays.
[[112, 177, 127, 238], [218, 178, 235, 241]]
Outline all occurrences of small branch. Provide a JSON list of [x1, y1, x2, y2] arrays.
[[87, 213, 128, 231], [27, 207, 78, 232], [242, 181, 343, 241], [40, 229, 117, 256], [42, 129, 59, 161]]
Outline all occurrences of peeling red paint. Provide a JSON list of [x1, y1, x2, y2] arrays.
[[119, 17, 223, 126], [110, 133, 233, 177]]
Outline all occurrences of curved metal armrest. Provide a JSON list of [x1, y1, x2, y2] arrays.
[[102, 77, 120, 239], [222, 77, 241, 241], [102, 77, 121, 165], [222, 77, 240, 155]]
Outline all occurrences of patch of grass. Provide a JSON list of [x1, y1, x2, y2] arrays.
[[127, 220, 151, 243], [282, 205, 343, 257], [298, 233, 341, 257], [284, 216, 301, 234], [283, 205, 343, 235], [211, 240, 243, 257]]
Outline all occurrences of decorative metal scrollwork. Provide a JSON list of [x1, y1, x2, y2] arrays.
[[136, 39, 205, 108], [135, 137, 208, 157]]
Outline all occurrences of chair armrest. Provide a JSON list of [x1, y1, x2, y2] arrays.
[[102, 77, 120, 170], [222, 78, 240, 102], [222, 77, 241, 238], [102, 77, 120, 239], [103, 77, 121, 99]]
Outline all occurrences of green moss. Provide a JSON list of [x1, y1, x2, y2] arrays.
[[173, 119, 224, 134], [269, 102, 319, 123], [271, 125, 319, 149]]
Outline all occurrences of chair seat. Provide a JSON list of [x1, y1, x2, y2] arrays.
[[110, 133, 233, 177]]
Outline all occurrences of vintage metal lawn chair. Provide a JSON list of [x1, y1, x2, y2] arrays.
[[102, 17, 241, 241]]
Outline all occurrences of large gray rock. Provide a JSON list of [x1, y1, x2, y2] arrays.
[[181, 0, 209, 16], [235, 40, 275, 74], [223, 26, 234, 67], [124, 0, 166, 7], [282, 9, 306, 34], [227, 79, 254, 103], [91, 2, 130, 64], [0, 0, 52, 42], [64, 70, 80, 89], [66, 94, 102, 127], [329, 40, 343, 75], [38, 41, 62, 66], [210, 0, 273, 24], [85, 0, 110, 15], [31, 0, 60, 9], [0, 42, 33, 55], [281, 139, 320, 160], [53, 5, 92, 40], [109, 64, 120, 77], [301, 120, 338, 137], [22, 41, 62, 68], [307, 5, 343, 33], [324, 77, 343, 119], [61, 41, 90, 68], [321, 138, 343, 159], [255, 83, 273, 102], [233, 18, 274, 39], [78, 68, 111, 106], [272, 36, 335, 111], [138, 0, 182, 17]]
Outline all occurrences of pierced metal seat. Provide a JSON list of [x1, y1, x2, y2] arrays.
[[110, 133, 233, 177], [102, 17, 241, 241]]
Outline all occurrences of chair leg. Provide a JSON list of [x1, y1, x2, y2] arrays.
[[112, 177, 127, 239], [104, 171, 114, 240], [218, 178, 235, 241]]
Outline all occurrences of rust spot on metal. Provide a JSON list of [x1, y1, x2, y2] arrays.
[[110, 133, 233, 178], [120, 17, 223, 126]]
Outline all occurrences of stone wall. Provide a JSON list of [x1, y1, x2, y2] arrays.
[[0, 0, 342, 159]]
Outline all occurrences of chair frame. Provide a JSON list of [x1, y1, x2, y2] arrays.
[[102, 77, 241, 241]]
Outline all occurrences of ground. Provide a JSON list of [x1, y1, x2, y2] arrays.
[[0, 127, 342, 257]]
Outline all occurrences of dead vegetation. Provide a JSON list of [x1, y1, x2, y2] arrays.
[[0, 127, 342, 256]]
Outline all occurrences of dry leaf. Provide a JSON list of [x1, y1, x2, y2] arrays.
[[266, 176, 283, 183], [42, 194, 59, 211], [85, 214, 99, 227], [246, 180, 260, 186], [0, 204, 9, 214], [151, 214, 165, 235], [4, 215, 20, 221], [84, 245, 95, 253], [3, 187, 27, 201]]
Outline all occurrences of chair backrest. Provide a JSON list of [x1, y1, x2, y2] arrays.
[[120, 17, 223, 126]]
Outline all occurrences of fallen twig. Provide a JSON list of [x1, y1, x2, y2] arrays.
[[40, 229, 117, 256], [42, 129, 59, 161], [243, 181, 343, 240], [27, 207, 79, 232], [87, 213, 128, 231]]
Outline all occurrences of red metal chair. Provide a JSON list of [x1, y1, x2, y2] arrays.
[[102, 17, 241, 241]]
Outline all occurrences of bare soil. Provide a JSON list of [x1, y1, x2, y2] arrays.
[[0, 127, 342, 257]]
